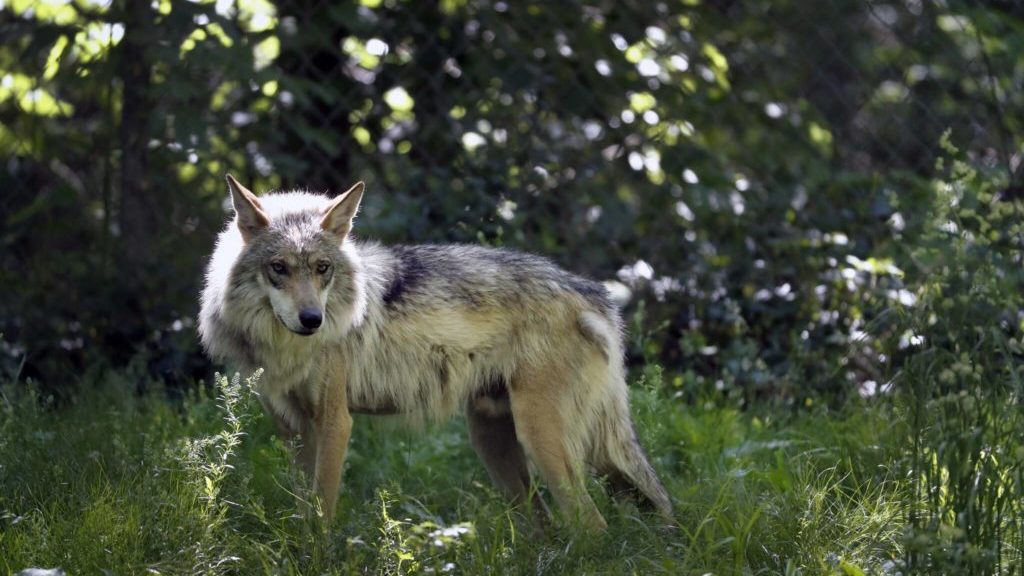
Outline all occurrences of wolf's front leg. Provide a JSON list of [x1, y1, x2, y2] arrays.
[[258, 393, 316, 478], [298, 418, 319, 479], [311, 363, 353, 526]]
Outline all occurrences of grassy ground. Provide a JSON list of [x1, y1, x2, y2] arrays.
[[0, 371, 908, 575]]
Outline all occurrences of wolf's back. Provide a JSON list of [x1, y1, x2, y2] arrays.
[[368, 243, 615, 316]]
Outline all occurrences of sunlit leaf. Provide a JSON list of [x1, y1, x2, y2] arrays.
[[43, 36, 69, 81], [629, 92, 656, 113], [383, 86, 414, 113]]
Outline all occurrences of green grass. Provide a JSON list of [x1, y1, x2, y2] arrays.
[[0, 372, 909, 575]]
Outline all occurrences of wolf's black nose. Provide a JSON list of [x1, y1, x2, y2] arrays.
[[299, 309, 323, 329]]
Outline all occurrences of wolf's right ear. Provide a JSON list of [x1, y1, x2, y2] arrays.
[[226, 174, 270, 242]]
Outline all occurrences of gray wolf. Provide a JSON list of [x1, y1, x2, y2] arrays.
[[198, 175, 672, 530]]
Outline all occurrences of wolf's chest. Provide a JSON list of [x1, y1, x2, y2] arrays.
[[247, 336, 325, 412]]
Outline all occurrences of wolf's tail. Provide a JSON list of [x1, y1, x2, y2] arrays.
[[591, 373, 673, 517], [576, 309, 672, 517]]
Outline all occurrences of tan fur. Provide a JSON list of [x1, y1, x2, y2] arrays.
[[310, 351, 352, 522]]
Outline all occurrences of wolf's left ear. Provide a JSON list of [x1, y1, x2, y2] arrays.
[[321, 181, 365, 238]]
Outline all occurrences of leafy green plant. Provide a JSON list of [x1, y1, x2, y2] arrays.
[[895, 133, 1024, 575], [177, 370, 263, 573]]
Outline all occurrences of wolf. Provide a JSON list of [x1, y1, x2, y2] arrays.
[[198, 175, 672, 531]]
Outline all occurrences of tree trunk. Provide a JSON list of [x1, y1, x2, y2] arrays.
[[118, 0, 154, 268]]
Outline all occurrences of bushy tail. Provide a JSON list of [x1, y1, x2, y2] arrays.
[[592, 386, 673, 517], [577, 309, 672, 516]]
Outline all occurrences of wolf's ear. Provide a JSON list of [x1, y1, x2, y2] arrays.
[[320, 181, 364, 239], [226, 174, 270, 242]]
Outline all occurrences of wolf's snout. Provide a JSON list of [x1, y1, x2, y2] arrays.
[[299, 308, 323, 329]]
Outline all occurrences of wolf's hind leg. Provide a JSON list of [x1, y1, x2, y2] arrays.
[[466, 395, 551, 521], [508, 364, 607, 532]]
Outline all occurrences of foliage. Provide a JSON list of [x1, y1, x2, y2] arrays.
[[892, 136, 1024, 575], [0, 0, 1021, 404], [1, 1, 1023, 572]]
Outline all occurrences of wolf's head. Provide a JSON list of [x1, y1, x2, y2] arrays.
[[224, 174, 364, 337]]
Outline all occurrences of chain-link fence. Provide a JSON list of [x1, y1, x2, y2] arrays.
[[1, 0, 1020, 393]]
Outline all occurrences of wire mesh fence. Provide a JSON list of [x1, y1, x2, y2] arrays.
[[0, 0, 1021, 393]]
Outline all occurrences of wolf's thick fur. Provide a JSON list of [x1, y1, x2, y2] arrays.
[[199, 176, 672, 530]]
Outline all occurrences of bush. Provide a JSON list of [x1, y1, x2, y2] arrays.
[[893, 135, 1024, 575]]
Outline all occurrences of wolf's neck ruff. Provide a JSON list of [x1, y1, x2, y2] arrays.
[[198, 177, 673, 530]]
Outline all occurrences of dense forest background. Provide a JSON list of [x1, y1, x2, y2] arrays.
[[0, 0, 1020, 399], [2, 2, 1024, 573]]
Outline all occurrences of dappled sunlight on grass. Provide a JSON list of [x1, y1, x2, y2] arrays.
[[1, 373, 907, 575]]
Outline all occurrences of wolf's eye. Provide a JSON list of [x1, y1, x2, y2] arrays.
[[316, 261, 331, 275], [270, 262, 288, 275]]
